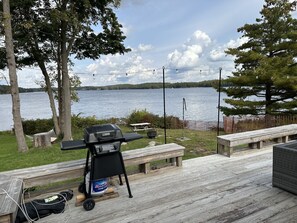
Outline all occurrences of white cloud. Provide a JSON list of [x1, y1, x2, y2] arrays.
[[227, 37, 249, 48], [209, 49, 226, 61], [209, 37, 249, 61], [81, 29, 244, 86], [83, 50, 159, 86], [120, 23, 131, 36], [187, 30, 211, 47], [167, 30, 212, 68], [164, 30, 249, 82], [13, 30, 244, 88], [137, 43, 153, 52]]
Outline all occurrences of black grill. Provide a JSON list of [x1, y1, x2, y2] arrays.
[[61, 124, 142, 211]]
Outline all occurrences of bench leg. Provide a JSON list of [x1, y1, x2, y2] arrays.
[[227, 147, 233, 157], [282, 136, 289, 143], [218, 144, 225, 155], [176, 157, 182, 167], [139, 163, 150, 174], [248, 143, 257, 149], [169, 158, 175, 166], [168, 157, 182, 167], [274, 137, 283, 143], [256, 141, 263, 149]]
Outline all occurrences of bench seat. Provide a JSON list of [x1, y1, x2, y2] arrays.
[[0, 143, 185, 188], [217, 124, 297, 157], [0, 176, 23, 223]]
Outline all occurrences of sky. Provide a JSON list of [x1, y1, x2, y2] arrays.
[[0, 0, 275, 88]]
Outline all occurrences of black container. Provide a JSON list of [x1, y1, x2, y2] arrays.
[[147, 129, 157, 139], [273, 140, 297, 195]]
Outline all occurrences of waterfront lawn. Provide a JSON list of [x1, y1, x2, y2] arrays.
[[0, 127, 218, 172]]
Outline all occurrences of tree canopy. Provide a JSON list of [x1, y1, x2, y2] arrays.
[[1, 0, 130, 140], [221, 0, 297, 116]]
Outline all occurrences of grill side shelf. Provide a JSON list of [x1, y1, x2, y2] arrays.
[[123, 133, 143, 142], [61, 140, 87, 150]]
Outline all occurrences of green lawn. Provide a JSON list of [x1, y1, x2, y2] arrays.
[[0, 127, 218, 172]]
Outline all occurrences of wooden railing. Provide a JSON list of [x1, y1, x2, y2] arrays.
[[224, 115, 297, 133]]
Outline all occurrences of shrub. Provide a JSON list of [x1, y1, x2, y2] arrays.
[[126, 109, 158, 126], [72, 115, 119, 129], [166, 116, 184, 129], [126, 109, 184, 129], [22, 118, 54, 135], [72, 115, 102, 129], [21, 111, 184, 136]]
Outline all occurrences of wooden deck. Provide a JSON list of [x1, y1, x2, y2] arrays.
[[36, 146, 297, 223]]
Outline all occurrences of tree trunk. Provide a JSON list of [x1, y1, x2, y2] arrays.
[[57, 46, 64, 131], [61, 20, 72, 141], [3, 0, 28, 152], [265, 83, 273, 127], [61, 54, 72, 141], [30, 37, 61, 136], [38, 61, 61, 136]]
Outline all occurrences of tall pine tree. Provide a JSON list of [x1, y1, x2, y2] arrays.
[[221, 0, 297, 116]]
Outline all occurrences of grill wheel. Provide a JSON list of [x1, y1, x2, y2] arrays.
[[83, 198, 95, 211]]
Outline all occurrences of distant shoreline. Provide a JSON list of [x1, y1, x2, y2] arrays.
[[0, 80, 219, 94]]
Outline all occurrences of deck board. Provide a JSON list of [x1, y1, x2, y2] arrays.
[[35, 146, 297, 223]]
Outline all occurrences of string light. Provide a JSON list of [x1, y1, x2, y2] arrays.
[[60, 64, 223, 80]]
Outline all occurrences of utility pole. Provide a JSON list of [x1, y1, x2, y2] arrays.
[[216, 67, 222, 154], [162, 66, 167, 144]]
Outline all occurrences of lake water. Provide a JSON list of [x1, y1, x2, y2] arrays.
[[0, 88, 227, 131]]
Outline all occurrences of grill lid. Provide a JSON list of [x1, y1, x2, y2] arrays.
[[84, 124, 124, 144]]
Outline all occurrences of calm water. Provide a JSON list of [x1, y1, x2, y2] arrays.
[[0, 88, 227, 131]]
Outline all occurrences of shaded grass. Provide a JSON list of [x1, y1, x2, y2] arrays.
[[0, 126, 218, 172]]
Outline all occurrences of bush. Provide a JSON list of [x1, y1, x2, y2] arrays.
[[166, 116, 184, 129], [72, 115, 102, 129], [21, 111, 184, 136], [72, 115, 119, 129], [126, 109, 158, 125], [126, 109, 184, 129], [22, 118, 54, 135]]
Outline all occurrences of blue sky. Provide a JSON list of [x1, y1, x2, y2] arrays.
[[0, 0, 274, 87]]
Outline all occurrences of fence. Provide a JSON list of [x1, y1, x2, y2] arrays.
[[224, 115, 297, 133]]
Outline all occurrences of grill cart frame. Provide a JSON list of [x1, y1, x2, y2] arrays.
[[61, 124, 142, 211]]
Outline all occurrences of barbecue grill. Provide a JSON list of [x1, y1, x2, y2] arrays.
[[61, 124, 142, 211]]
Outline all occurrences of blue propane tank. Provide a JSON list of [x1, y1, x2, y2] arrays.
[[85, 172, 108, 196]]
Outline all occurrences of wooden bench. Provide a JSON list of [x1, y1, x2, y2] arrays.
[[0, 143, 185, 188], [217, 124, 297, 157], [0, 175, 23, 223], [130, 123, 152, 132]]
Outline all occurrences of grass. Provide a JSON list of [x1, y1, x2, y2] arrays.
[[0, 126, 219, 172]]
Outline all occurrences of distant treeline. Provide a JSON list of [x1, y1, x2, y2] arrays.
[[0, 85, 44, 94], [0, 79, 228, 94], [78, 80, 220, 91]]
